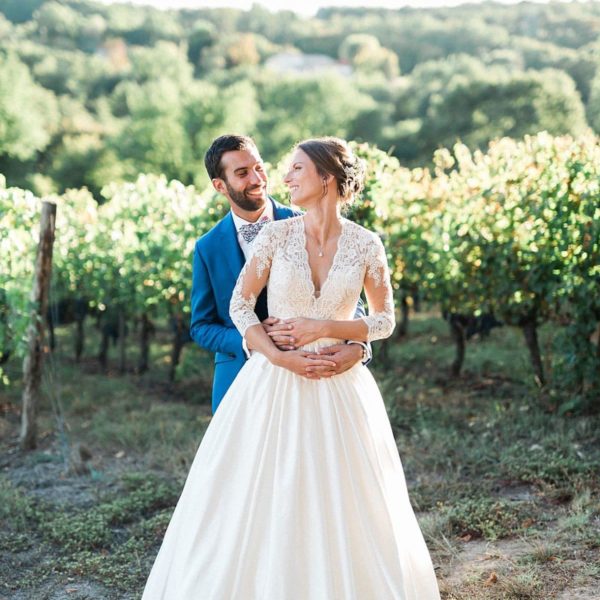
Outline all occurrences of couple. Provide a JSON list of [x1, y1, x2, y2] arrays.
[[142, 135, 440, 599]]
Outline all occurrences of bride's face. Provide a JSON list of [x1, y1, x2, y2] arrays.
[[283, 148, 325, 208]]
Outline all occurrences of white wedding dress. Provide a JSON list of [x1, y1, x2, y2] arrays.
[[142, 216, 440, 599]]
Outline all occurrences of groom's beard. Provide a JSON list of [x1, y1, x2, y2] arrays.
[[225, 180, 266, 212]]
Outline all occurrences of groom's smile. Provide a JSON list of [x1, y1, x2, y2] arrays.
[[215, 148, 269, 215]]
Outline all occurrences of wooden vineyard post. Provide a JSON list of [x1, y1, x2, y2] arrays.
[[20, 201, 57, 450]]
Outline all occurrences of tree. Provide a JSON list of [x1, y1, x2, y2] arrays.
[[339, 33, 399, 79], [128, 41, 194, 88], [0, 0, 44, 24], [399, 53, 490, 119], [122, 10, 183, 46], [256, 74, 375, 161], [34, 1, 80, 44], [0, 53, 58, 161], [187, 19, 216, 68], [0, 13, 12, 37], [587, 66, 600, 133], [402, 68, 587, 165], [512, 37, 598, 103], [200, 33, 265, 71], [184, 79, 259, 187], [108, 79, 194, 183]]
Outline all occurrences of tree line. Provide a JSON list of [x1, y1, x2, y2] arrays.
[[0, 0, 599, 198]]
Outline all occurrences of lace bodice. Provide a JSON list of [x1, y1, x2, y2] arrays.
[[230, 216, 395, 344]]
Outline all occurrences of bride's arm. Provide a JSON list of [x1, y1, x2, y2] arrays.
[[284, 234, 395, 345], [230, 225, 336, 374], [229, 225, 282, 363]]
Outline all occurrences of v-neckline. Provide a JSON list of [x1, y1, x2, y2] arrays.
[[299, 217, 347, 301]]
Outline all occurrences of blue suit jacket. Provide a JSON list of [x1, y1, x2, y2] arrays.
[[190, 198, 297, 412]]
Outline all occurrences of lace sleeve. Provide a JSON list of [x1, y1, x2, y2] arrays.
[[229, 222, 279, 337], [362, 234, 395, 342]]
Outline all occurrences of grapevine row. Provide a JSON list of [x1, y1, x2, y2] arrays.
[[2, 133, 598, 399]]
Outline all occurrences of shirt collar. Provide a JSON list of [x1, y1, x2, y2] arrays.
[[231, 200, 274, 232]]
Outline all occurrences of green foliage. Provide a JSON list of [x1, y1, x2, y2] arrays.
[[109, 80, 194, 181], [128, 41, 193, 87], [0, 0, 44, 24], [588, 67, 600, 133], [187, 19, 216, 68], [0, 52, 58, 160], [45, 476, 178, 553], [121, 10, 183, 46], [0, 472, 178, 592], [1, 0, 599, 189], [256, 74, 375, 161], [34, 1, 80, 44], [411, 68, 587, 163], [0, 477, 42, 533], [441, 496, 530, 540], [2, 134, 598, 398], [0, 186, 40, 375], [338, 33, 399, 79]]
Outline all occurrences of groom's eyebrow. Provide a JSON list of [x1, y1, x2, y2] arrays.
[[234, 162, 264, 175]]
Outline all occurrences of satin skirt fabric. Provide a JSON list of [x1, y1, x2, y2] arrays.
[[142, 349, 440, 600]]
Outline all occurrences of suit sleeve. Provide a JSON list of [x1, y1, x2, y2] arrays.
[[189, 241, 244, 357]]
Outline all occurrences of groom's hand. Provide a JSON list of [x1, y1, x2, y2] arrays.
[[305, 343, 363, 378], [261, 317, 295, 351], [275, 350, 337, 380]]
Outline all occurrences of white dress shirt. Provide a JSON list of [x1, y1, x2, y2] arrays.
[[231, 202, 274, 260]]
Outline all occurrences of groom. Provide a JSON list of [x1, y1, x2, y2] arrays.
[[190, 134, 368, 413]]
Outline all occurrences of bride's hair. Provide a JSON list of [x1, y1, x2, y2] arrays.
[[297, 137, 365, 204]]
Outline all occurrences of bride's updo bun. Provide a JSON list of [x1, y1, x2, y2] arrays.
[[297, 137, 366, 204]]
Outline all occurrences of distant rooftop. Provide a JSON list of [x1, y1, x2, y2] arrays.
[[265, 52, 352, 77]]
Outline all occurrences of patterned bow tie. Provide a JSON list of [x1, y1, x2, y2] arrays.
[[238, 216, 270, 243]]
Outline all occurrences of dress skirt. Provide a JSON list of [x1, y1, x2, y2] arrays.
[[142, 350, 440, 599]]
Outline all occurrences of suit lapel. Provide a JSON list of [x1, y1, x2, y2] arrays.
[[272, 197, 290, 221], [219, 212, 245, 279]]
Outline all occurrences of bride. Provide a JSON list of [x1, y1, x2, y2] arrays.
[[142, 137, 440, 599]]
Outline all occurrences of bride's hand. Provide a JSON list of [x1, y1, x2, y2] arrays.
[[273, 349, 336, 379], [272, 317, 324, 349], [261, 317, 296, 350]]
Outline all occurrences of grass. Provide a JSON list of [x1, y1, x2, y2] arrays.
[[0, 472, 177, 594], [0, 311, 598, 599]]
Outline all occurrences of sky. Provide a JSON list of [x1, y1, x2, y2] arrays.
[[98, 0, 558, 17]]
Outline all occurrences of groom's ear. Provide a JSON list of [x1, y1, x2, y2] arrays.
[[212, 178, 227, 195]]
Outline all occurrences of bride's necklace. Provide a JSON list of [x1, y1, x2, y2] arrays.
[[306, 231, 327, 258], [316, 241, 325, 258], [304, 219, 342, 259]]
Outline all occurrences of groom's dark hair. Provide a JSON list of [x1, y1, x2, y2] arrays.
[[204, 135, 258, 181]]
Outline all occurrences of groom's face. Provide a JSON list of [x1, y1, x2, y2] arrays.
[[215, 148, 268, 213]]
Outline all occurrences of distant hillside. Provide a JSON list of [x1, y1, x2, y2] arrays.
[[0, 0, 598, 195]]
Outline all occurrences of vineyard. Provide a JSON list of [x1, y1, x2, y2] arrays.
[[1, 132, 599, 410], [1, 132, 600, 599]]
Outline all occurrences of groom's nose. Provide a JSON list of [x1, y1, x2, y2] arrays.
[[249, 168, 263, 185]]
